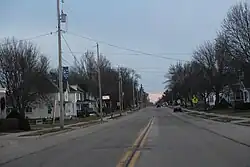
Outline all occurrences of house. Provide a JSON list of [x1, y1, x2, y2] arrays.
[[230, 81, 250, 109], [205, 82, 250, 109], [25, 82, 98, 119], [76, 87, 98, 116], [24, 79, 64, 119], [206, 92, 231, 107], [4, 75, 99, 120], [24, 81, 86, 120], [68, 84, 85, 118]]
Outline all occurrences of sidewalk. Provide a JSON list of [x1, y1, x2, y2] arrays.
[[182, 108, 250, 123], [172, 111, 250, 147]]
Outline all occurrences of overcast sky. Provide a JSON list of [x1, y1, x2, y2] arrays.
[[0, 0, 242, 102]]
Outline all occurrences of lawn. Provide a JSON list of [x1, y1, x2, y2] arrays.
[[20, 127, 72, 137], [210, 109, 250, 118], [30, 116, 99, 130], [187, 112, 242, 122]]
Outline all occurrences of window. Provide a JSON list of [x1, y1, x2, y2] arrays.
[[48, 105, 52, 114], [209, 96, 214, 103]]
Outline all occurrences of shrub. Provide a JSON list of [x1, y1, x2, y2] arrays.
[[0, 118, 19, 132], [18, 118, 31, 131], [5, 109, 31, 131], [6, 109, 22, 119]]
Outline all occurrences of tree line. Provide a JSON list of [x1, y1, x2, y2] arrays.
[[160, 2, 250, 108], [0, 38, 149, 119]]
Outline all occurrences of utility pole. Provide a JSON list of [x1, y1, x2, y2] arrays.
[[136, 88, 140, 108], [96, 43, 103, 123], [132, 74, 135, 109], [121, 75, 123, 112], [118, 67, 122, 115], [57, 0, 64, 129], [140, 84, 143, 108]]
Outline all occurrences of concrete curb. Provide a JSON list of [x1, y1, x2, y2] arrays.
[[182, 108, 250, 121]]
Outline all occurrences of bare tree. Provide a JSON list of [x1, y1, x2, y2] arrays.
[[222, 2, 250, 62], [0, 38, 50, 118]]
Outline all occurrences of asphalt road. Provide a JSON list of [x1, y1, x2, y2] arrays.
[[136, 108, 250, 167], [1, 107, 250, 167]]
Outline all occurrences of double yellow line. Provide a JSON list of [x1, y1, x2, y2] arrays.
[[116, 117, 154, 167]]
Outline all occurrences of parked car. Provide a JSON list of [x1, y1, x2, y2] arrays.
[[173, 105, 182, 112]]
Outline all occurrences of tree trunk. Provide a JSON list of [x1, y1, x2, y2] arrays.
[[215, 89, 220, 107], [184, 98, 187, 108], [19, 107, 26, 119]]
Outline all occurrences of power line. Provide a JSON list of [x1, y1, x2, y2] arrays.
[[66, 32, 190, 62], [107, 53, 192, 56], [19, 32, 56, 42], [62, 51, 191, 56], [61, 33, 81, 65], [0, 31, 56, 46], [62, 57, 73, 66]]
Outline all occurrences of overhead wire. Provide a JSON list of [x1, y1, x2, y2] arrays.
[[19, 32, 57, 42], [0, 31, 56, 44], [62, 51, 191, 56], [66, 31, 190, 62], [62, 57, 73, 66], [61, 33, 81, 66]]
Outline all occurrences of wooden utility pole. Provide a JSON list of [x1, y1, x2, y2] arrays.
[[132, 75, 135, 109], [118, 67, 122, 115], [96, 43, 103, 123], [57, 0, 64, 129]]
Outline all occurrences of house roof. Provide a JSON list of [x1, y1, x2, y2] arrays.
[[31, 75, 59, 93], [69, 85, 84, 92], [39, 77, 71, 93]]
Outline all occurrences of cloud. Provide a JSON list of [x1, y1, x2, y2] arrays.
[[148, 92, 162, 103]]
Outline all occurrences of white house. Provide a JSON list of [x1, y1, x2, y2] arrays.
[[23, 80, 73, 120], [206, 92, 231, 107], [67, 84, 85, 118], [5, 79, 98, 120], [25, 83, 98, 119], [205, 82, 250, 109], [25, 82, 69, 120]]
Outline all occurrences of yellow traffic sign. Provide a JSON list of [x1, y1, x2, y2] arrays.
[[192, 96, 198, 104]]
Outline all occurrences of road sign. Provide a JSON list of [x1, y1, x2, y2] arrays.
[[177, 99, 181, 104], [192, 96, 198, 104], [102, 95, 110, 100], [63, 66, 69, 81]]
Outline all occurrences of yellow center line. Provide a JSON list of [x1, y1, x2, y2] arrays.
[[128, 119, 154, 167], [127, 151, 140, 167], [116, 117, 154, 167]]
